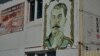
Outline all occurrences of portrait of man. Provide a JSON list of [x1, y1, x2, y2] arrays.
[[44, 0, 74, 49]]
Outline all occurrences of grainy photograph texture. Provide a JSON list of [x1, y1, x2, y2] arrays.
[[0, 2, 24, 35], [44, 0, 74, 49]]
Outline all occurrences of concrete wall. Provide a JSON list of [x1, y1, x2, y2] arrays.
[[24, 0, 79, 56], [0, 0, 25, 56], [0, 0, 100, 56], [79, 0, 100, 56], [24, 19, 44, 48]]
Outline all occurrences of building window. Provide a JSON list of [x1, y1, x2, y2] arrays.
[[47, 51, 56, 56], [37, 0, 43, 19], [29, 0, 43, 21], [26, 53, 35, 56], [30, 0, 35, 21], [37, 53, 45, 56], [25, 50, 56, 56]]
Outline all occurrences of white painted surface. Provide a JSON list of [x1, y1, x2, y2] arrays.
[[80, 0, 100, 56], [0, 32, 24, 50], [0, 0, 80, 56], [0, 0, 25, 50], [57, 49, 78, 56], [24, 19, 44, 48], [0, 49, 24, 56], [83, 0, 100, 16], [0, 0, 25, 56]]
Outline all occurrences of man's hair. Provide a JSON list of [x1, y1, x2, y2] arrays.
[[52, 3, 67, 16]]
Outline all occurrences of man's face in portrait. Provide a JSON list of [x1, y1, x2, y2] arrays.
[[50, 6, 67, 34]]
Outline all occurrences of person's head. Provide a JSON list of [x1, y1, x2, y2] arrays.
[[50, 3, 67, 33]]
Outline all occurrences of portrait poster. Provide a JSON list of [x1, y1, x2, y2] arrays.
[[83, 12, 100, 50], [0, 2, 24, 36], [44, 0, 77, 49]]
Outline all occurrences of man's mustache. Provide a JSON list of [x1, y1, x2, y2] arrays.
[[52, 25, 60, 28]]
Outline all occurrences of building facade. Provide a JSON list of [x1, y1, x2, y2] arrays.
[[0, 0, 100, 56]]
